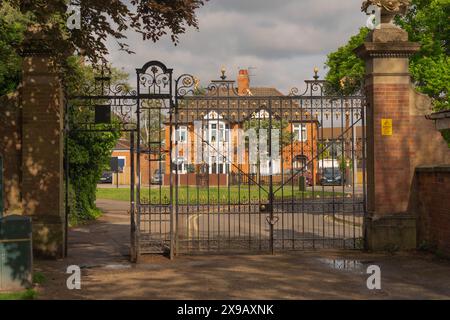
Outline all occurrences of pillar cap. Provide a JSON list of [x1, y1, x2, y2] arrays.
[[354, 41, 421, 59], [19, 24, 62, 57]]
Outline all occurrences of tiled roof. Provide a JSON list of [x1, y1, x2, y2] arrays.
[[114, 138, 130, 150], [114, 138, 163, 154], [174, 86, 315, 124], [247, 87, 284, 97]]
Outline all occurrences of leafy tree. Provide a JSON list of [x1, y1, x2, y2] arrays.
[[0, 1, 208, 223], [139, 101, 166, 151], [325, 0, 449, 111], [397, 0, 450, 111], [2, 0, 207, 64], [243, 117, 293, 149], [243, 115, 293, 182], [0, 3, 29, 95], [317, 142, 331, 160], [324, 27, 369, 96]]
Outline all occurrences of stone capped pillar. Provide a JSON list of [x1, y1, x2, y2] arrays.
[[20, 27, 66, 258], [355, 1, 450, 251]]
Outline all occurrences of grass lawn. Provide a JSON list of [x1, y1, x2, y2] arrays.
[[0, 272, 45, 300], [0, 289, 37, 300], [97, 186, 345, 204]]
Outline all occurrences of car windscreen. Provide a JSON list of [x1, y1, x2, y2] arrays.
[[323, 168, 340, 177]]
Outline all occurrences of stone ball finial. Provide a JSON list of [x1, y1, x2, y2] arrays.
[[362, 0, 411, 24]]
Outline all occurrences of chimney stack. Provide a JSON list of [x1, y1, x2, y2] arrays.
[[238, 69, 250, 95]]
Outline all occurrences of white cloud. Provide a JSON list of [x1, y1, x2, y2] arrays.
[[107, 0, 367, 93]]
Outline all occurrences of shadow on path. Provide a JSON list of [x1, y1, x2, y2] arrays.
[[67, 199, 131, 267], [34, 199, 450, 300]]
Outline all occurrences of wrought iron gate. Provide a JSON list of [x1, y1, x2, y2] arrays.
[[68, 60, 366, 261], [171, 70, 366, 255]]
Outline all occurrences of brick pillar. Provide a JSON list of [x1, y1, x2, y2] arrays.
[[20, 31, 66, 258], [355, 15, 421, 250]]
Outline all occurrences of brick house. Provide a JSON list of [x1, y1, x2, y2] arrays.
[[108, 138, 164, 186], [163, 70, 320, 186]]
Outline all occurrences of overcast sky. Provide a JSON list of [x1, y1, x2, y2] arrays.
[[107, 0, 367, 94]]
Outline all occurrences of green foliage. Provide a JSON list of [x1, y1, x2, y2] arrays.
[[442, 129, 450, 148], [0, 9, 117, 223], [194, 86, 208, 96], [325, 28, 369, 95], [0, 3, 29, 95], [0, 289, 37, 300], [338, 156, 352, 174], [65, 57, 121, 224], [317, 142, 331, 160], [325, 0, 449, 111], [5, 0, 208, 64], [243, 118, 293, 148], [0, 1, 206, 224], [33, 272, 47, 285], [397, 0, 450, 110], [97, 186, 344, 204]]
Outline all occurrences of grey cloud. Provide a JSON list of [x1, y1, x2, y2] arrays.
[[107, 0, 367, 93]]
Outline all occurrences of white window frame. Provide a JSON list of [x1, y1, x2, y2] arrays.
[[209, 155, 230, 174], [173, 156, 187, 174], [293, 155, 308, 171], [293, 123, 307, 142], [175, 126, 188, 143], [117, 156, 126, 172], [204, 121, 229, 144]]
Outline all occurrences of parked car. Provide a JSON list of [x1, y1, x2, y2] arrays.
[[151, 169, 164, 185], [320, 168, 343, 186], [99, 171, 113, 184]]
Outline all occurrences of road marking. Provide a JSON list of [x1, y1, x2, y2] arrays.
[[188, 213, 200, 238]]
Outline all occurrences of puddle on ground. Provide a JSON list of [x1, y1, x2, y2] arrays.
[[103, 264, 132, 270], [317, 259, 366, 273], [80, 264, 104, 269], [135, 261, 211, 271], [72, 228, 91, 233]]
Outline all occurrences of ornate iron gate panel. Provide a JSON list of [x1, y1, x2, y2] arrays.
[[135, 61, 175, 256]]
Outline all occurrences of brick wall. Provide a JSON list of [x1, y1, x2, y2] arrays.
[[415, 166, 450, 257]]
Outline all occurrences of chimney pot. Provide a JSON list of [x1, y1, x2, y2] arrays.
[[238, 69, 250, 95]]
